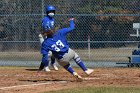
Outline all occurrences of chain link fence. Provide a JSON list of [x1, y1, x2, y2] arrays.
[[0, 0, 140, 67]]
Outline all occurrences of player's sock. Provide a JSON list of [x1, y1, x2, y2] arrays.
[[50, 56, 58, 70], [77, 61, 87, 71], [74, 57, 87, 71], [64, 64, 74, 74], [38, 62, 45, 71], [50, 56, 55, 65]]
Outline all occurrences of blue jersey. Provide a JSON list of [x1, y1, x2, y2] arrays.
[[42, 16, 54, 32], [41, 20, 75, 59]]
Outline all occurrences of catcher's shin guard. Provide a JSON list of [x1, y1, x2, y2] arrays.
[[38, 62, 45, 71]]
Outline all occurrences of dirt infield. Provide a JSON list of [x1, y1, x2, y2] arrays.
[[0, 67, 140, 93]]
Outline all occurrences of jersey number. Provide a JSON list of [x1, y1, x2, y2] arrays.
[[51, 40, 64, 52]]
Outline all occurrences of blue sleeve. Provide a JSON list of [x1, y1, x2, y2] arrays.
[[60, 20, 75, 35], [42, 18, 51, 32]]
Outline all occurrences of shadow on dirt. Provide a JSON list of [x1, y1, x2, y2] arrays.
[[19, 78, 77, 82], [25, 69, 39, 71], [19, 79, 67, 82]]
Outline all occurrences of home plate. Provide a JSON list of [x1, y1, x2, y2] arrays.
[[84, 77, 100, 80]]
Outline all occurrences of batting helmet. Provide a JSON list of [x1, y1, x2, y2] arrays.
[[45, 5, 56, 12]]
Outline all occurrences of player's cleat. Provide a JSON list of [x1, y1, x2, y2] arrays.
[[44, 66, 51, 72], [85, 69, 94, 75], [51, 64, 58, 71], [73, 72, 83, 82]]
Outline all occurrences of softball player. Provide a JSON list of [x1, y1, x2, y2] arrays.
[[39, 18, 93, 81], [38, 5, 58, 72]]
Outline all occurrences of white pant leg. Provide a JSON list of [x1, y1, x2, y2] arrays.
[[57, 48, 76, 66]]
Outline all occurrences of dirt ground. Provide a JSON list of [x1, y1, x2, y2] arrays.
[[0, 67, 140, 93]]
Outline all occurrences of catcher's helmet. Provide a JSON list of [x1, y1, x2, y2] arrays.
[[45, 5, 55, 12]]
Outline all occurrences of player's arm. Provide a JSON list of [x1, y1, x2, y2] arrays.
[[68, 18, 75, 30], [60, 18, 75, 35], [65, 18, 75, 32]]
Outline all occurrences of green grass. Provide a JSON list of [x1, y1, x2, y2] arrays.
[[44, 87, 140, 93]]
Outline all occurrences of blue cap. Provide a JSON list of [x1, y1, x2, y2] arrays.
[[45, 5, 55, 12]]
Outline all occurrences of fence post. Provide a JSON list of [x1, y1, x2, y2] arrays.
[[88, 35, 91, 61], [41, 0, 45, 18]]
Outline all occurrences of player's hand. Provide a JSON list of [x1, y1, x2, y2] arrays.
[[38, 34, 43, 38], [69, 18, 75, 21]]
